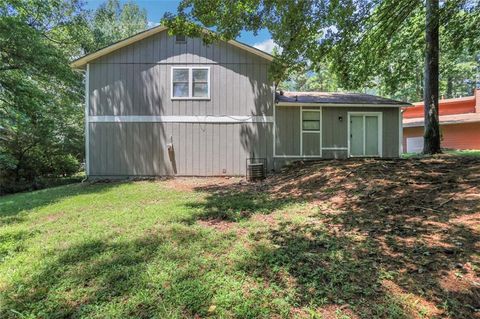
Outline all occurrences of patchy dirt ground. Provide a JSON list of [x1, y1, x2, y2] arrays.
[[183, 155, 480, 318]]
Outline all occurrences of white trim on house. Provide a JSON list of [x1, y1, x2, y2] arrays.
[[321, 147, 348, 150], [273, 104, 325, 158], [300, 107, 322, 157], [273, 155, 324, 158], [88, 115, 273, 123], [171, 66, 211, 100], [85, 64, 90, 176], [399, 108, 403, 155], [277, 102, 409, 107], [272, 90, 277, 160], [70, 25, 273, 69], [347, 112, 383, 158]]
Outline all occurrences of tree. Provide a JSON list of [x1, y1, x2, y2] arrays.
[[85, 0, 148, 52], [0, 0, 87, 192], [423, 0, 441, 153], [0, 0, 150, 193], [163, 0, 479, 154]]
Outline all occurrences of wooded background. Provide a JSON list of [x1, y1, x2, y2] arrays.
[[1, 0, 479, 193]]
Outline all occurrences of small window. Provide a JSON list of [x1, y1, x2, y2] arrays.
[[302, 111, 320, 131], [175, 34, 186, 43], [171, 67, 210, 99]]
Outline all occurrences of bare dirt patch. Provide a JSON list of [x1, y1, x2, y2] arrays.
[[153, 155, 479, 317], [184, 154, 479, 318]]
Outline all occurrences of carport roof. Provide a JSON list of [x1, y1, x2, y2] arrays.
[[276, 91, 411, 107]]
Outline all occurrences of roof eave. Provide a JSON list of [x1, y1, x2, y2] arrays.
[[276, 101, 411, 107]]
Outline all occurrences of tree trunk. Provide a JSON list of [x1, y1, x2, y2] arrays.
[[423, 0, 441, 154]]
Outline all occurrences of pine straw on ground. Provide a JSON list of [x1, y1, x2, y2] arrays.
[[192, 155, 480, 318]]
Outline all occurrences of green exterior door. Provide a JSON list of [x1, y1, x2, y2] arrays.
[[350, 115, 364, 156], [365, 116, 379, 156], [349, 114, 380, 157]]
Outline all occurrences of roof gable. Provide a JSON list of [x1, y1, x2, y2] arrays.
[[71, 25, 273, 69]]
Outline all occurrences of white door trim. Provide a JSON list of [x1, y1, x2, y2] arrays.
[[347, 112, 383, 157], [85, 64, 90, 176]]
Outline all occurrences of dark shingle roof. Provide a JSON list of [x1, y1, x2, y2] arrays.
[[276, 91, 411, 106]]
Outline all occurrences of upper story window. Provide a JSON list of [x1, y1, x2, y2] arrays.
[[171, 67, 210, 100], [175, 35, 186, 43]]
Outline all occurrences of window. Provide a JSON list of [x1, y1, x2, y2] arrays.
[[192, 69, 209, 97], [171, 67, 210, 99], [172, 68, 189, 98], [302, 111, 320, 131], [175, 34, 186, 43]]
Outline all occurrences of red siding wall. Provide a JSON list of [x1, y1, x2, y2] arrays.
[[403, 122, 480, 151], [403, 97, 476, 119]]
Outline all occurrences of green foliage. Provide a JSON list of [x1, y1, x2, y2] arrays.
[[85, 0, 148, 52], [165, 0, 479, 101], [324, 0, 480, 101], [0, 0, 87, 193], [0, 0, 148, 194], [280, 65, 343, 93]]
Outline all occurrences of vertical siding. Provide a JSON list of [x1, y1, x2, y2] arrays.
[[87, 30, 274, 176], [89, 63, 272, 117], [89, 32, 273, 117], [89, 122, 273, 176], [322, 107, 399, 158], [275, 106, 301, 155], [275, 106, 400, 159]]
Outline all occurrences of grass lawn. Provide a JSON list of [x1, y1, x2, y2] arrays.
[[1, 156, 479, 318]]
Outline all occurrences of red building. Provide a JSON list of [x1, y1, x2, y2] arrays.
[[403, 89, 480, 152]]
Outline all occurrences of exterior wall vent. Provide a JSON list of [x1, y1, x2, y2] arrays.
[[175, 35, 186, 43]]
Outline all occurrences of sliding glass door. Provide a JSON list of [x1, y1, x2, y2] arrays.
[[348, 113, 382, 157]]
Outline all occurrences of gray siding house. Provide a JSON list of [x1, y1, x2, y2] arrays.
[[72, 26, 410, 177]]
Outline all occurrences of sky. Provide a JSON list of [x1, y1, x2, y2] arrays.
[[84, 0, 276, 53]]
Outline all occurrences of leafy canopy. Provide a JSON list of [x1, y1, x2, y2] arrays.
[[163, 0, 479, 101], [0, 0, 148, 193]]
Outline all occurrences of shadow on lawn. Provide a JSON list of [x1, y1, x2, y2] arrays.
[[0, 181, 129, 226], [192, 156, 480, 318], [187, 182, 299, 221], [0, 227, 220, 319]]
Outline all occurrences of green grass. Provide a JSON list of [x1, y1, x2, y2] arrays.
[[1, 164, 478, 318], [0, 181, 307, 318]]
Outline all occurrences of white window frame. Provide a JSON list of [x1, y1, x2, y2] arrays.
[[171, 66, 210, 100], [347, 111, 383, 157], [300, 106, 323, 157]]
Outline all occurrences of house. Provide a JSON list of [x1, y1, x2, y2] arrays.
[[403, 89, 480, 153], [71, 26, 410, 177]]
